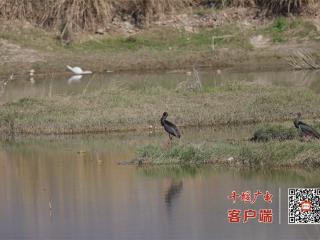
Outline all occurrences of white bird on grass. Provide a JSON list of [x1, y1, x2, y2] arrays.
[[66, 65, 92, 75]]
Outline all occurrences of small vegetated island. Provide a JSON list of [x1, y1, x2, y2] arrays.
[[132, 115, 320, 169]]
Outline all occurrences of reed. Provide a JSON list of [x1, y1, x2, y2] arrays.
[[0, 0, 315, 33], [256, 0, 314, 15], [0, 0, 194, 31]]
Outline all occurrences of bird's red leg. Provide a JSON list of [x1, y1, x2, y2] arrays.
[[163, 134, 169, 149], [168, 134, 173, 147], [163, 137, 169, 149], [303, 134, 307, 142], [303, 134, 311, 142]]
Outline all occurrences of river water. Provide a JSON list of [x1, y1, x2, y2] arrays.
[[0, 69, 319, 103], [0, 129, 319, 239]]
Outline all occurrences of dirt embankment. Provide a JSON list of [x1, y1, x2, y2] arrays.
[[0, 39, 45, 64], [0, 6, 320, 73]]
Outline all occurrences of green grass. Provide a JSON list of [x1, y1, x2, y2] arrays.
[[68, 25, 253, 53], [136, 140, 320, 168], [137, 143, 222, 164], [271, 17, 290, 43], [0, 22, 254, 54], [0, 25, 61, 52], [70, 18, 315, 52], [260, 17, 318, 43]]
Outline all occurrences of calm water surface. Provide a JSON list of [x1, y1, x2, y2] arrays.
[[0, 69, 320, 103], [0, 128, 320, 240]]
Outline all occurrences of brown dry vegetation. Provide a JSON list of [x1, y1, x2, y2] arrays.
[[0, 0, 195, 31], [256, 0, 316, 15], [0, 0, 317, 33]]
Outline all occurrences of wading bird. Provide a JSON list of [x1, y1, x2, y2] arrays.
[[293, 112, 320, 140], [160, 112, 181, 145], [66, 65, 92, 75]]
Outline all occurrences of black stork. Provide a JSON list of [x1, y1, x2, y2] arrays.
[[160, 112, 181, 144], [293, 112, 320, 140]]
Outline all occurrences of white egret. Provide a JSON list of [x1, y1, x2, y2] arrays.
[[66, 65, 92, 75]]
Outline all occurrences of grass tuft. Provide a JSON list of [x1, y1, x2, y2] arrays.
[[250, 124, 299, 142], [137, 143, 211, 163], [136, 139, 320, 168]]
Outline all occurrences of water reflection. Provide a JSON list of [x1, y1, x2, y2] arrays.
[[0, 134, 320, 239], [140, 164, 320, 187], [139, 165, 205, 178], [68, 75, 83, 84], [165, 180, 183, 209]]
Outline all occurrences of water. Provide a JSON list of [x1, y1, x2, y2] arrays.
[[0, 69, 320, 239], [0, 129, 320, 240], [0, 69, 320, 103]]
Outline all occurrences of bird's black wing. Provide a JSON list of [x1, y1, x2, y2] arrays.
[[164, 120, 181, 138], [299, 123, 320, 139]]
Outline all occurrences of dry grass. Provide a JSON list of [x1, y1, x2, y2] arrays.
[[287, 50, 320, 70], [0, 0, 194, 31], [1, 80, 320, 136], [0, 0, 315, 36], [206, 0, 256, 7], [256, 0, 315, 15], [0, 0, 111, 30]]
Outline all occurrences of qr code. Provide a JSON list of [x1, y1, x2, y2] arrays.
[[288, 188, 320, 224]]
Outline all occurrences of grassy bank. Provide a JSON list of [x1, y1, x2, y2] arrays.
[[1, 79, 320, 136], [1, 9, 320, 73], [135, 140, 320, 168]]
